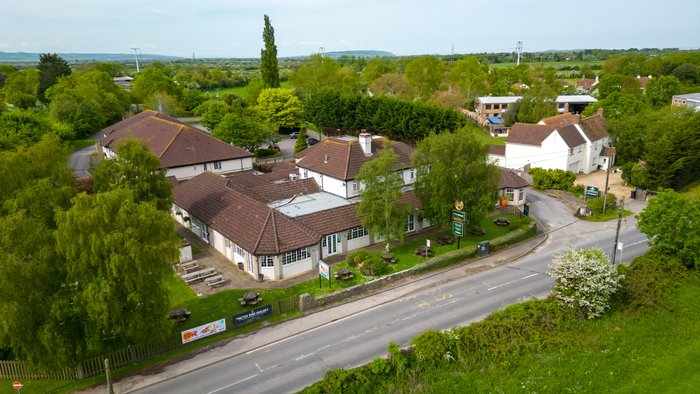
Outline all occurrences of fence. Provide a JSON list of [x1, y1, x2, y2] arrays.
[[1, 296, 301, 380]]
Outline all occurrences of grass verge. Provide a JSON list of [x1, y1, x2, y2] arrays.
[[585, 208, 633, 222]]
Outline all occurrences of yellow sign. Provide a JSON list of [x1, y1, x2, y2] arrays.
[[455, 200, 464, 211]]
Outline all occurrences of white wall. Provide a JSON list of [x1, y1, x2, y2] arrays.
[[505, 131, 584, 173], [305, 169, 348, 198], [347, 234, 371, 251], [167, 157, 253, 181], [401, 168, 417, 186], [487, 154, 504, 166], [282, 258, 313, 278]]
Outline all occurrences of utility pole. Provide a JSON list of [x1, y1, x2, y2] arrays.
[[516, 41, 523, 66], [602, 152, 614, 212], [611, 197, 624, 265], [131, 47, 140, 73], [105, 358, 114, 394]]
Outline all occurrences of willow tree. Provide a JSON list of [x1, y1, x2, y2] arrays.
[[261, 15, 280, 88]]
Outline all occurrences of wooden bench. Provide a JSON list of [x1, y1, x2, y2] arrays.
[[182, 267, 217, 284], [177, 260, 200, 272], [204, 275, 226, 287]]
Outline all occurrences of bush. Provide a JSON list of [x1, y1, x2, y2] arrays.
[[346, 250, 371, 268], [612, 251, 687, 311], [254, 148, 281, 158], [548, 248, 624, 319], [569, 184, 585, 195], [528, 168, 576, 191], [586, 193, 617, 213], [360, 255, 389, 276]]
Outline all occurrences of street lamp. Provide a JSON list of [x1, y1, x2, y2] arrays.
[[185, 146, 197, 172]]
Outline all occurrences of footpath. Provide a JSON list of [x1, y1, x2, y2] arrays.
[[85, 233, 547, 393]]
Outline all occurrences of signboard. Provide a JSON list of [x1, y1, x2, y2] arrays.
[[233, 304, 273, 327], [617, 242, 623, 251], [523, 202, 530, 216], [455, 200, 464, 211], [12, 382, 22, 390], [426, 239, 431, 248], [585, 185, 599, 198], [452, 210, 465, 223], [181, 318, 227, 344], [319, 260, 330, 280], [452, 221, 463, 237]]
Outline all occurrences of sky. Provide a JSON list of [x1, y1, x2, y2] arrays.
[[1, 0, 699, 58]]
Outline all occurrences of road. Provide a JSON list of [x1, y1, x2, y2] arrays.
[[126, 190, 648, 394]]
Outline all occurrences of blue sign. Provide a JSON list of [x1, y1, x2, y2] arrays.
[[233, 304, 273, 327]]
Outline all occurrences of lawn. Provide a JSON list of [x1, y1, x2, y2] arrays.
[[585, 208, 633, 222], [215, 80, 293, 98], [679, 180, 700, 199], [69, 139, 97, 150], [463, 121, 505, 146]]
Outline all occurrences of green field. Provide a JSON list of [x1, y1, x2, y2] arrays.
[[463, 121, 505, 146], [214, 80, 293, 98], [679, 180, 700, 198], [489, 60, 604, 69]]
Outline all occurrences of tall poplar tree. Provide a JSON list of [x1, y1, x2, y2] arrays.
[[261, 15, 280, 88], [37, 53, 71, 102]]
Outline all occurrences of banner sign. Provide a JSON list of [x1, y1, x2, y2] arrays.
[[319, 260, 330, 280], [585, 185, 599, 198], [181, 318, 226, 344], [233, 304, 273, 327]]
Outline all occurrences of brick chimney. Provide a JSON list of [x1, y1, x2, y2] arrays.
[[359, 131, 372, 156]]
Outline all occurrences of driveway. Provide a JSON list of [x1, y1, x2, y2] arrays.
[[68, 132, 102, 179], [576, 169, 632, 199]]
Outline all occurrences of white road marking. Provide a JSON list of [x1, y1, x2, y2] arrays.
[[487, 273, 538, 291], [206, 373, 259, 394]]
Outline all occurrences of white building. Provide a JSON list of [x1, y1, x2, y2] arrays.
[[99, 110, 253, 181]]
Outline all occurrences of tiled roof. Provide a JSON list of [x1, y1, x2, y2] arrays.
[[539, 113, 580, 127], [499, 168, 529, 189], [576, 78, 597, 89], [296, 137, 414, 181], [172, 172, 319, 255], [601, 146, 616, 157], [579, 114, 608, 142], [557, 124, 587, 148], [99, 110, 252, 169], [488, 145, 505, 156], [507, 123, 558, 146]]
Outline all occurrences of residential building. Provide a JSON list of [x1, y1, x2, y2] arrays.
[[474, 96, 521, 117], [501, 110, 612, 174], [575, 76, 599, 93], [487, 145, 505, 167], [99, 110, 253, 181], [555, 95, 597, 114], [497, 168, 529, 207], [671, 93, 700, 111]]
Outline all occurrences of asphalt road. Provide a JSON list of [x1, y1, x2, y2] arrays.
[[130, 190, 648, 394]]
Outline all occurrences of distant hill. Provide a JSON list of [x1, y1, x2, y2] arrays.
[[0, 52, 183, 63], [323, 50, 395, 58]]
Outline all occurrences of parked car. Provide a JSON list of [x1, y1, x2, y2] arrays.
[[306, 137, 320, 145], [290, 131, 300, 139]]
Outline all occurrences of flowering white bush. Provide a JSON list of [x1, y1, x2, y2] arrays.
[[548, 248, 624, 319]]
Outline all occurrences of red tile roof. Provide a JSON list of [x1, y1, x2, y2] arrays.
[[539, 113, 580, 127], [172, 172, 319, 255], [507, 123, 558, 146], [579, 114, 608, 142], [488, 145, 505, 156], [498, 168, 529, 189], [296, 137, 414, 181], [557, 124, 587, 148], [99, 110, 252, 169]]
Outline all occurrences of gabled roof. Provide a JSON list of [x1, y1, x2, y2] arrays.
[[172, 172, 319, 255], [579, 114, 608, 142], [488, 145, 505, 156], [557, 124, 587, 148], [576, 78, 598, 90], [477, 96, 522, 105], [296, 137, 414, 181], [539, 113, 580, 127], [507, 123, 558, 146], [499, 168, 529, 189], [99, 110, 252, 169]]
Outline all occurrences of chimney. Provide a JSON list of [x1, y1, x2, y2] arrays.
[[597, 107, 604, 117], [359, 131, 372, 156], [564, 102, 570, 113], [324, 154, 328, 163]]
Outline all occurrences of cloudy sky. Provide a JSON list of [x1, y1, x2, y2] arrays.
[[2, 0, 698, 58]]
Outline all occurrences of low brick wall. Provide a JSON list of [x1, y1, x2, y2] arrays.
[[299, 222, 538, 312]]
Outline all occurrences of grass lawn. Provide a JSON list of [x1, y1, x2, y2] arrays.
[[463, 121, 505, 146], [585, 208, 633, 222], [679, 180, 700, 199], [69, 139, 97, 150], [215, 80, 293, 98]]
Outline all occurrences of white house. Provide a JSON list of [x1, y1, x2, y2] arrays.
[[502, 110, 612, 174], [99, 110, 254, 181]]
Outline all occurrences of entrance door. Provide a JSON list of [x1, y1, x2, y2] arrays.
[[323, 234, 339, 256]]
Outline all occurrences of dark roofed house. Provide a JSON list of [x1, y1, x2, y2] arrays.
[[99, 110, 253, 181], [497, 168, 529, 207], [171, 133, 429, 281]]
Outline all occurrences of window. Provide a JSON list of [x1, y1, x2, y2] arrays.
[[214, 161, 222, 170], [203, 162, 208, 171], [303, 169, 308, 178], [247, 253, 253, 272], [261, 255, 274, 268], [282, 247, 310, 265], [506, 188, 515, 201], [225, 238, 231, 248], [406, 214, 415, 232], [352, 181, 358, 192], [347, 226, 368, 240], [518, 188, 524, 202], [410, 169, 415, 180], [577, 146, 583, 153], [569, 148, 574, 156], [234, 244, 244, 256]]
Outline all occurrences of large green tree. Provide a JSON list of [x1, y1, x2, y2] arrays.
[[2, 68, 39, 109], [92, 138, 173, 211], [516, 84, 558, 123], [637, 189, 700, 269], [412, 128, 499, 231], [213, 111, 275, 152], [256, 88, 303, 131], [289, 54, 346, 97], [38, 53, 71, 102], [356, 143, 411, 252], [260, 15, 280, 88], [404, 56, 446, 100], [0, 110, 73, 151], [131, 67, 181, 105], [448, 56, 487, 107], [644, 75, 681, 107]]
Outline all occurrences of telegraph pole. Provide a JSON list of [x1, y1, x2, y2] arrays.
[[516, 41, 523, 66], [131, 47, 140, 73], [611, 198, 624, 265]]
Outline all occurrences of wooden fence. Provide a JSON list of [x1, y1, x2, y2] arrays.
[[1, 296, 300, 380]]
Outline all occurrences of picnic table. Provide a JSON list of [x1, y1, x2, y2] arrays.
[[381, 253, 396, 263], [415, 246, 433, 257], [177, 260, 200, 273], [181, 267, 217, 284], [239, 291, 263, 306], [168, 308, 191, 324], [334, 268, 354, 280], [494, 217, 511, 226], [437, 236, 454, 245], [204, 274, 226, 288]]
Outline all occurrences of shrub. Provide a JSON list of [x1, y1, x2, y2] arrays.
[[254, 148, 281, 158], [528, 168, 576, 191], [360, 255, 389, 276], [612, 251, 687, 311], [586, 193, 617, 213], [411, 329, 460, 368], [569, 184, 585, 195], [548, 248, 624, 319], [346, 250, 371, 268]]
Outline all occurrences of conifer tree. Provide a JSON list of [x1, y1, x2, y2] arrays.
[[261, 15, 280, 88]]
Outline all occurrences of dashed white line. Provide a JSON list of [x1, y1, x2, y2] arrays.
[[206, 373, 259, 394], [487, 273, 538, 291]]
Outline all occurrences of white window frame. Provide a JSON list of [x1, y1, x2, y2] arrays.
[[506, 188, 515, 201], [234, 244, 244, 256], [406, 214, 415, 232], [261, 255, 274, 268], [214, 161, 222, 170], [518, 188, 524, 202], [282, 247, 310, 266], [347, 226, 368, 240], [203, 162, 208, 171], [410, 169, 415, 180]]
